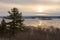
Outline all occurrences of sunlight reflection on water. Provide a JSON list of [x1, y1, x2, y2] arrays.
[[24, 19, 60, 28]]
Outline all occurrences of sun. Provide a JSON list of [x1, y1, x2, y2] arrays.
[[37, 6, 44, 12]]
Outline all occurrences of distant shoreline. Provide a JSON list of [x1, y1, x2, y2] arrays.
[[0, 16, 60, 19]]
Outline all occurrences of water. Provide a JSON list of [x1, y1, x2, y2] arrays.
[[24, 19, 60, 28], [0, 18, 60, 28]]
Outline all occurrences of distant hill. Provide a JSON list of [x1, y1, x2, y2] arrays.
[[0, 16, 60, 19]]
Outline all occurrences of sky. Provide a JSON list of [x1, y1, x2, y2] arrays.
[[0, 0, 60, 16]]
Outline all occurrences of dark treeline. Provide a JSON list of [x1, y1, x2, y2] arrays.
[[0, 8, 60, 40], [14, 26, 60, 40], [0, 25, 60, 40]]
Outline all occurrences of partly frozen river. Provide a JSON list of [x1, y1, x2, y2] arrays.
[[0, 18, 60, 28]]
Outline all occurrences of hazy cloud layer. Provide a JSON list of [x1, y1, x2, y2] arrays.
[[0, 0, 60, 16], [0, 0, 60, 5]]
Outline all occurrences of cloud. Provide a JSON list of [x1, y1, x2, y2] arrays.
[[0, 0, 60, 16], [0, 0, 60, 5], [0, 2, 38, 16]]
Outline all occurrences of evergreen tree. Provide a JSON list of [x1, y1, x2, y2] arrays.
[[1, 19, 6, 32], [7, 8, 24, 40], [8, 8, 24, 33], [0, 19, 6, 37]]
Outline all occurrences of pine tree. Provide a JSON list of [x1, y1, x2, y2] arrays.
[[0, 19, 6, 37], [8, 8, 23, 30], [1, 19, 6, 32], [7, 8, 24, 40]]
